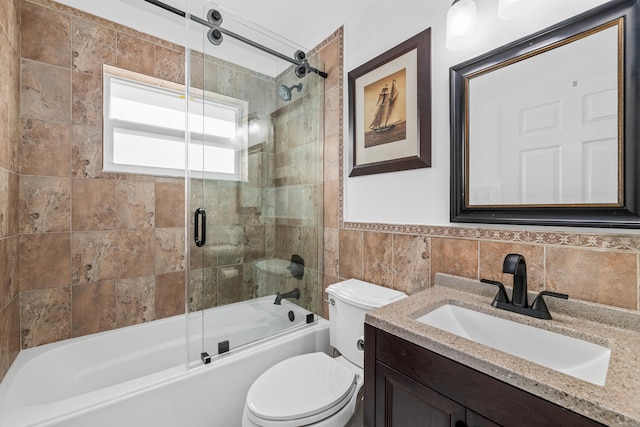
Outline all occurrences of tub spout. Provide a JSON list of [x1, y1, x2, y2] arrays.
[[274, 288, 300, 305]]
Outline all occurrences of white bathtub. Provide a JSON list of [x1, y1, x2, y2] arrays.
[[0, 297, 330, 427]]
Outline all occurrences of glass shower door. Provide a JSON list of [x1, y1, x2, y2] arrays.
[[186, 43, 206, 366], [186, 0, 324, 365]]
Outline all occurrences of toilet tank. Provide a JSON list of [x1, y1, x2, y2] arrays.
[[326, 279, 406, 368]]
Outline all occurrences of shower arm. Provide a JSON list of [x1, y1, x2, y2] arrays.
[[143, 0, 328, 79]]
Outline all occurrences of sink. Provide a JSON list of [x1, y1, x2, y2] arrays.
[[416, 304, 610, 386]]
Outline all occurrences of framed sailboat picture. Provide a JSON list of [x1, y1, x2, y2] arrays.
[[348, 28, 431, 176]]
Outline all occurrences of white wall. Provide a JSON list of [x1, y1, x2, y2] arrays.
[[189, 0, 616, 226], [340, 0, 612, 226]]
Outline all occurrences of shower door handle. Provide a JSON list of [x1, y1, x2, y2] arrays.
[[194, 208, 206, 247]]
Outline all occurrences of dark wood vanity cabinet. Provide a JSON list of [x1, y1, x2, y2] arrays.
[[374, 361, 497, 427], [364, 325, 605, 427]]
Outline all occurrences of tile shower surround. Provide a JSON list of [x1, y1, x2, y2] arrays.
[[15, 0, 192, 354], [0, 0, 20, 384], [0, 0, 327, 381], [13, 0, 182, 380], [2, 0, 640, 383]]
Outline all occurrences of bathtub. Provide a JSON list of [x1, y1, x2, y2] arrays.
[[0, 296, 330, 427]]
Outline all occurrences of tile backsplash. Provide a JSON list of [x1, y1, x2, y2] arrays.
[[326, 227, 639, 311]]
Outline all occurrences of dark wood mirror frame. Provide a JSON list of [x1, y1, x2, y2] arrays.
[[450, 0, 640, 228]]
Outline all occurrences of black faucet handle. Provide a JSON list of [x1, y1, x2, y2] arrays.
[[530, 291, 569, 319], [537, 290, 569, 300], [480, 278, 510, 304]]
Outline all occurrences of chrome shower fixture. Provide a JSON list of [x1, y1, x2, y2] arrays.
[[278, 83, 302, 101]]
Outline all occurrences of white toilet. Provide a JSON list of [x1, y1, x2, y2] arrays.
[[242, 279, 407, 427]]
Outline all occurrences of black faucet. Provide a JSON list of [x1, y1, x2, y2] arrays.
[[274, 288, 300, 305], [481, 254, 569, 319], [502, 253, 528, 307]]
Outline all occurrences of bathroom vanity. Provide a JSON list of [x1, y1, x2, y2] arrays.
[[364, 274, 640, 427], [365, 327, 602, 426]]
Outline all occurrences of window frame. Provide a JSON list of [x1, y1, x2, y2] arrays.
[[102, 64, 249, 181]]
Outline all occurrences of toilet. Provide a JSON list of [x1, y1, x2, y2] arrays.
[[242, 279, 407, 427]]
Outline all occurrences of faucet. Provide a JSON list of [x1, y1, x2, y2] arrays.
[[274, 288, 300, 305], [481, 253, 568, 319], [502, 253, 528, 307]]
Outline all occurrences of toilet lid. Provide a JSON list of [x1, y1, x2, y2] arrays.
[[246, 352, 357, 422]]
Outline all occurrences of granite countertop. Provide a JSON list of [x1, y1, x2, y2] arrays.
[[365, 273, 640, 427]]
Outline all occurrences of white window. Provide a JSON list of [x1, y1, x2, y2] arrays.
[[103, 66, 248, 181]]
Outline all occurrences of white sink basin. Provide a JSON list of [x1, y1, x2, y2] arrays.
[[416, 304, 610, 386]]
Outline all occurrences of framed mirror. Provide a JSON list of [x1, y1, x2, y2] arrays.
[[450, 0, 640, 228]]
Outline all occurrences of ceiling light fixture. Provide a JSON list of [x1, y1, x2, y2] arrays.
[[446, 0, 540, 50], [446, 0, 478, 51]]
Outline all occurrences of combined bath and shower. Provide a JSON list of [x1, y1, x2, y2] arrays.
[[277, 83, 302, 101]]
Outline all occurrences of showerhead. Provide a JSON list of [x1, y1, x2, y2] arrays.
[[277, 83, 302, 101]]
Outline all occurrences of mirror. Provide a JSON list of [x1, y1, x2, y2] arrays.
[[469, 24, 621, 206], [450, 0, 640, 228]]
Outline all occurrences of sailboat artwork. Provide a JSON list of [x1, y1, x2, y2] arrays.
[[349, 29, 431, 177], [364, 68, 407, 148], [370, 80, 399, 133]]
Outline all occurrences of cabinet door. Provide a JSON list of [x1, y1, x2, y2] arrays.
[[466, 410, 500, 427], [376, 362, 466, 427]]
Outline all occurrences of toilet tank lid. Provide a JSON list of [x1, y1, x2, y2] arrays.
[[326, 279, 407, 310]]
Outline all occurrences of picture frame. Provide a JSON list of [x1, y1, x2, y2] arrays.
[[348, 28, 432, 177]]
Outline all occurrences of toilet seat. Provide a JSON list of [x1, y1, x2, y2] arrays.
[[245, 353, 358, 426]]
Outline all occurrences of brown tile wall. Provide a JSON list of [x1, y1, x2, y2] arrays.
[[16, 0, 279, 348], [327, 230, 640, 311], [5, 0, 323, 376], [0, 0, 21, 382], [176, 34, 327, 318], [320, 26, 640, 315], [187, 56, 277, 311], [318, 28, 343, 320], [269, 62, 325, 314], [17, 0, 187, 350]]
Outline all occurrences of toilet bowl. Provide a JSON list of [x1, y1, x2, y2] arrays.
[[242, 279, 406, 427], [242, 353, 362, 427]]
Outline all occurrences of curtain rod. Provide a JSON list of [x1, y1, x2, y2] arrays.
[[143, 0, 328, 79]]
